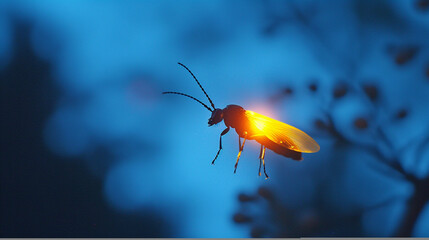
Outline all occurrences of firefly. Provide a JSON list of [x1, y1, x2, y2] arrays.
[[163, 63, 320, 179]]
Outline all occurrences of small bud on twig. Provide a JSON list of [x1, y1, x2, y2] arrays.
[[416, 0, 429, 10], [258, 186, 274, 202], [396, 109, 408, 119], [354, 117, 368, 129], [309, 83, 318, 92], [395, 47, 418, 65], [238, 193, 257, 202], [363, 84, 378, 102], [233, 213, 252, 223]]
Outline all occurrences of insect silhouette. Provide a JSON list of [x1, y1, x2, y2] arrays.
[[163, 63, 320, 179]]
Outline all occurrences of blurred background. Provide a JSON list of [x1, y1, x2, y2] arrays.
[[1, 0, 429, 237]]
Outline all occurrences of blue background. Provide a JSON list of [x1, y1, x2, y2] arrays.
[[1, 0, 429, 237]]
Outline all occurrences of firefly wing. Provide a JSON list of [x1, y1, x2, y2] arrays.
[[245, 110, 320, 153]]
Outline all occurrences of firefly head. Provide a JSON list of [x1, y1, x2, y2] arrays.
[[208, 108, 223, 126]]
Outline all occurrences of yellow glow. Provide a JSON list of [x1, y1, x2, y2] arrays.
[[245, 110, 320, 153], [246, 103, 279, 120], [253, 120, 266, 131]]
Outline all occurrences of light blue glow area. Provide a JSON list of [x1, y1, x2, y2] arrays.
[[81, 87, 147, 142], [104, 159, 155, 211]]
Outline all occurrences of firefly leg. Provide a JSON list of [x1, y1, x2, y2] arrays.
[[234, 136, 246, 173], [258, 145, 265, 176], [238, 137, 241, 151], [212, 127, 230, 165], [261, 146, 269, 179]]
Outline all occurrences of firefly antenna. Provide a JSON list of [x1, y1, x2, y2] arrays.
[[177, 62, 216, 111], [163, 91, 213, 112]]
